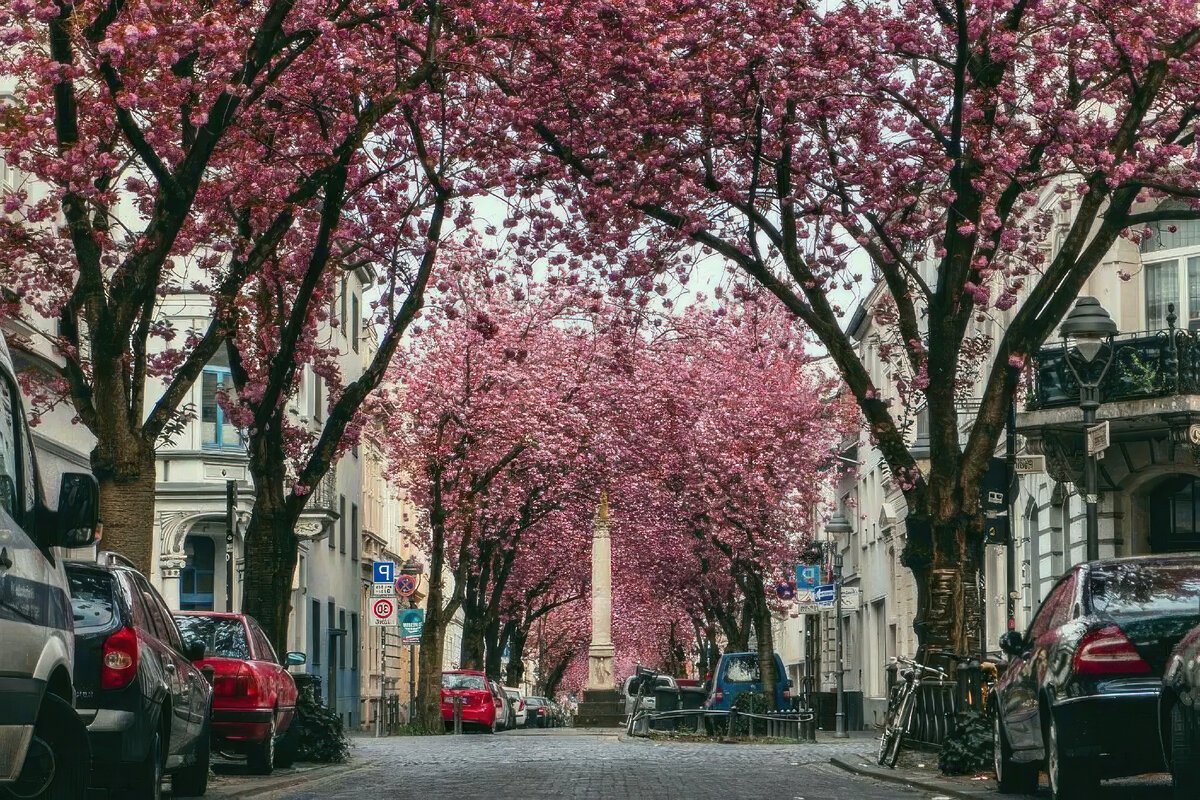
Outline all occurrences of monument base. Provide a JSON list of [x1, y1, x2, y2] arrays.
[[575, 688, 624, 728]]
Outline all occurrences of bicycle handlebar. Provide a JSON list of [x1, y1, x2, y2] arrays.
[[888, 655, 947, 680]]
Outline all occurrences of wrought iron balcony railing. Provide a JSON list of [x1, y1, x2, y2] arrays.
[[1026, 321, 1200, 410]]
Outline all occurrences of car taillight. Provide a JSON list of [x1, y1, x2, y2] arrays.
[[537, 707, 546, 715], [101, 626, 139, 690], [214, 664, 259, 698], [1073, 624, 1151, 676], [713, 689, 723, 703]]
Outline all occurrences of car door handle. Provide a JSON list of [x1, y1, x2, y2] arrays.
[[165, 662, 176, 674], [0, 547, 11, 570]]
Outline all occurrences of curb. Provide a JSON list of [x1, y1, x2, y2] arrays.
[[208, 762, 370, 799], [829, 754, 997, 798]]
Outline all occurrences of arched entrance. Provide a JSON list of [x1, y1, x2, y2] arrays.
[[1147, 475, 1200, 553]]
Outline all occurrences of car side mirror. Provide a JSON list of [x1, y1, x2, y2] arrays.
[[184, 639, 206, 662], [56, 473, 99, 548], [998, 630, 1027, 657], [286, 651, 307, 666]]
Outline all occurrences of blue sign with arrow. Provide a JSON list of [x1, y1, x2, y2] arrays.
[[796, 564, 821, 592], [814, 583, 837, 605]]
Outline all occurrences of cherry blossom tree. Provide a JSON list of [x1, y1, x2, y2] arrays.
[[491, 0, 1200, 652], [0, 0, 450, 571]]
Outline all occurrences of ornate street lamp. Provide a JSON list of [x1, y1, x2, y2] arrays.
[[833, 551, 847, 739], [1060, 296, 1118, 562]]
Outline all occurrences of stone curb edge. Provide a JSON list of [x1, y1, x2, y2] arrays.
[[829, 754, 993, 799], [212, 762, 371, 799]]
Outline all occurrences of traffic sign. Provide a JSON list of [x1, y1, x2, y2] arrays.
[[370, 597, 397, 627], [814, 583, 836, 606], [373, 561, 396, 583], [1015, 455, 1046, 474], [396, 573, 418, 597], [400, 609, 424, 643], [371, 582, 395, 597], [796, 564, 821, 592], [1087, 421, 1110, 456]]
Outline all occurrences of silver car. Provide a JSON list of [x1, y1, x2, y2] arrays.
[[622, 673, 678, 716]]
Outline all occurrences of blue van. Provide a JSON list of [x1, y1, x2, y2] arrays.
[[704, 652, 791, 711]]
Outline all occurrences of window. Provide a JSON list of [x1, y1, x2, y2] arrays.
[[339, 495, 346, 553], [350, 613, 359, 670], [67, 569, 116, 630], [339, 609, 346, 668], [1029, 572, 1077, 642], [0, 374, 34, 526], [174, 615, 251, 659], [1142, 210, 1200, 330], [327, 601, 336, 669], [248, 619, 279, 663], [311, 599, 321, 666], [201, 368, 241, 449], [180, 536, 216, 611], [314, 375, 323, 422], [339, 278, 347, 332], [351, 293, 359, 353], [351, 503, 358, 561]]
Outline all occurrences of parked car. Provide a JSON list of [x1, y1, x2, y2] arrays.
[[441, 670, 498, 732], [0, 333, 100, 799], [489, 679, 512, 731], [703, 652, 791, 711], [621, 672, 679, 715], [174, 611, 304, 774], [523, 696, 552, 728], [67, 555, 213, 799], [504, 688, 527, 728], [1160, 617, 1200, 798], [992, 555, 1200, 800]]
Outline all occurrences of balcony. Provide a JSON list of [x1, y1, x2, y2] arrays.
[[1027, 327, 1200, 410], [295, 468, 339, 542]]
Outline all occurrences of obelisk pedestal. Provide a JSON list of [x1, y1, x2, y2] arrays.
[[575, 493, 624, 727]]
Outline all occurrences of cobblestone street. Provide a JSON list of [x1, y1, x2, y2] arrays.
[[232, 730, 918, 800]]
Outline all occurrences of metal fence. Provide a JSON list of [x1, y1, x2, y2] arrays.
[[883, 659, 993, 749]]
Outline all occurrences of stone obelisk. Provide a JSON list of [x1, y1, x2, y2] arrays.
[[575, 492, 624, 727], [586, 492, 615, 690]]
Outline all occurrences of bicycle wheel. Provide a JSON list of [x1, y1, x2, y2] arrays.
[[879, 689, 915, 768]]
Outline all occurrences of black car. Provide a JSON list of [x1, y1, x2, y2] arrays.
[[67, 556, 213, 799], [992, 555, 1200, 800], [524, 696, 551, 728], [1161, 618, 1200, 799]]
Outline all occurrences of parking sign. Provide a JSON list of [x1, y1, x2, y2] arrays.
[[373, 561, 395, 584], [796, 564, 821, 592]]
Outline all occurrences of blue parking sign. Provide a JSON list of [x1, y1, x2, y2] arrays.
[[373, 561, 395, 583], [796, 564, 821, 591]]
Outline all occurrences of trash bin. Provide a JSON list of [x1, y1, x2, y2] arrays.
[[678, 686, 707, 733], [652, 686, 680, 731]]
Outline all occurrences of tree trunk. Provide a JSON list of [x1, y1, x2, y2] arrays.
[[483, 616, 504, 681], [459, 611, 486, 671], [241, 503, 300, 657], [92, 437, 157, 573], [746, 574, 778, 706], [541, 657, 569, 699], [505, 629, 528, 688], [416, 605, 447, 732]]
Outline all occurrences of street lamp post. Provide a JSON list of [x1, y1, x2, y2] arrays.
[[1060, 296, 1118, 562], [833, 551, 847, 739]]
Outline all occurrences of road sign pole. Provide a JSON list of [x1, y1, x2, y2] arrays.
[[377, 629, 386, 738], [833, 554, 847, 739]]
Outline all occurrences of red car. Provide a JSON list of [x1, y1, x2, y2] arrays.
[[174, 611, 303, 773], [441, 670, 500, 733]]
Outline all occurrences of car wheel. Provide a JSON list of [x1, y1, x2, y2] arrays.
[[1046, 710, 1097, 800], [246, 717, 276, 775], [6, 693, 89, 800], [171, 720, 210, 798], [274, 718, 301, 769], [994, 713, 1038, 794], [130, 727, 165, 800], [1171, 702, 1200, 800]]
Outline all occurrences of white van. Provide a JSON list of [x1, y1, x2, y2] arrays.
[[0, 332, 99, 798]]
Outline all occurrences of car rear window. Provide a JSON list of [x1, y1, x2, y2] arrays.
[[525, 697, 545, 706], [67, 568, 115, 630], [174, 615, 250, 658], [442, 674, 486, 690], [723, 655, 760, 683], [1090, 562, 1200, 618]]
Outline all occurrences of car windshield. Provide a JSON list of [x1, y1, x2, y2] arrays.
[[67, 568, 115, 630], [525, 697, 545, 706], [722, 655, 760, 683], [442, 674, 486, 690], [1089, 562, 1200, 618], [173, 615, 250, 658]]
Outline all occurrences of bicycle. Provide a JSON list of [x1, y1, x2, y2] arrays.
[[877, 655, 947, 768]]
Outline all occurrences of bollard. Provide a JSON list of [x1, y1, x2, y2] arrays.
[[727, 706, 738, 739], [453, 696, 464, 735]]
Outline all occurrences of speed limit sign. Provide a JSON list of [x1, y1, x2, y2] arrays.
[[370, 597, 397, 627]]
